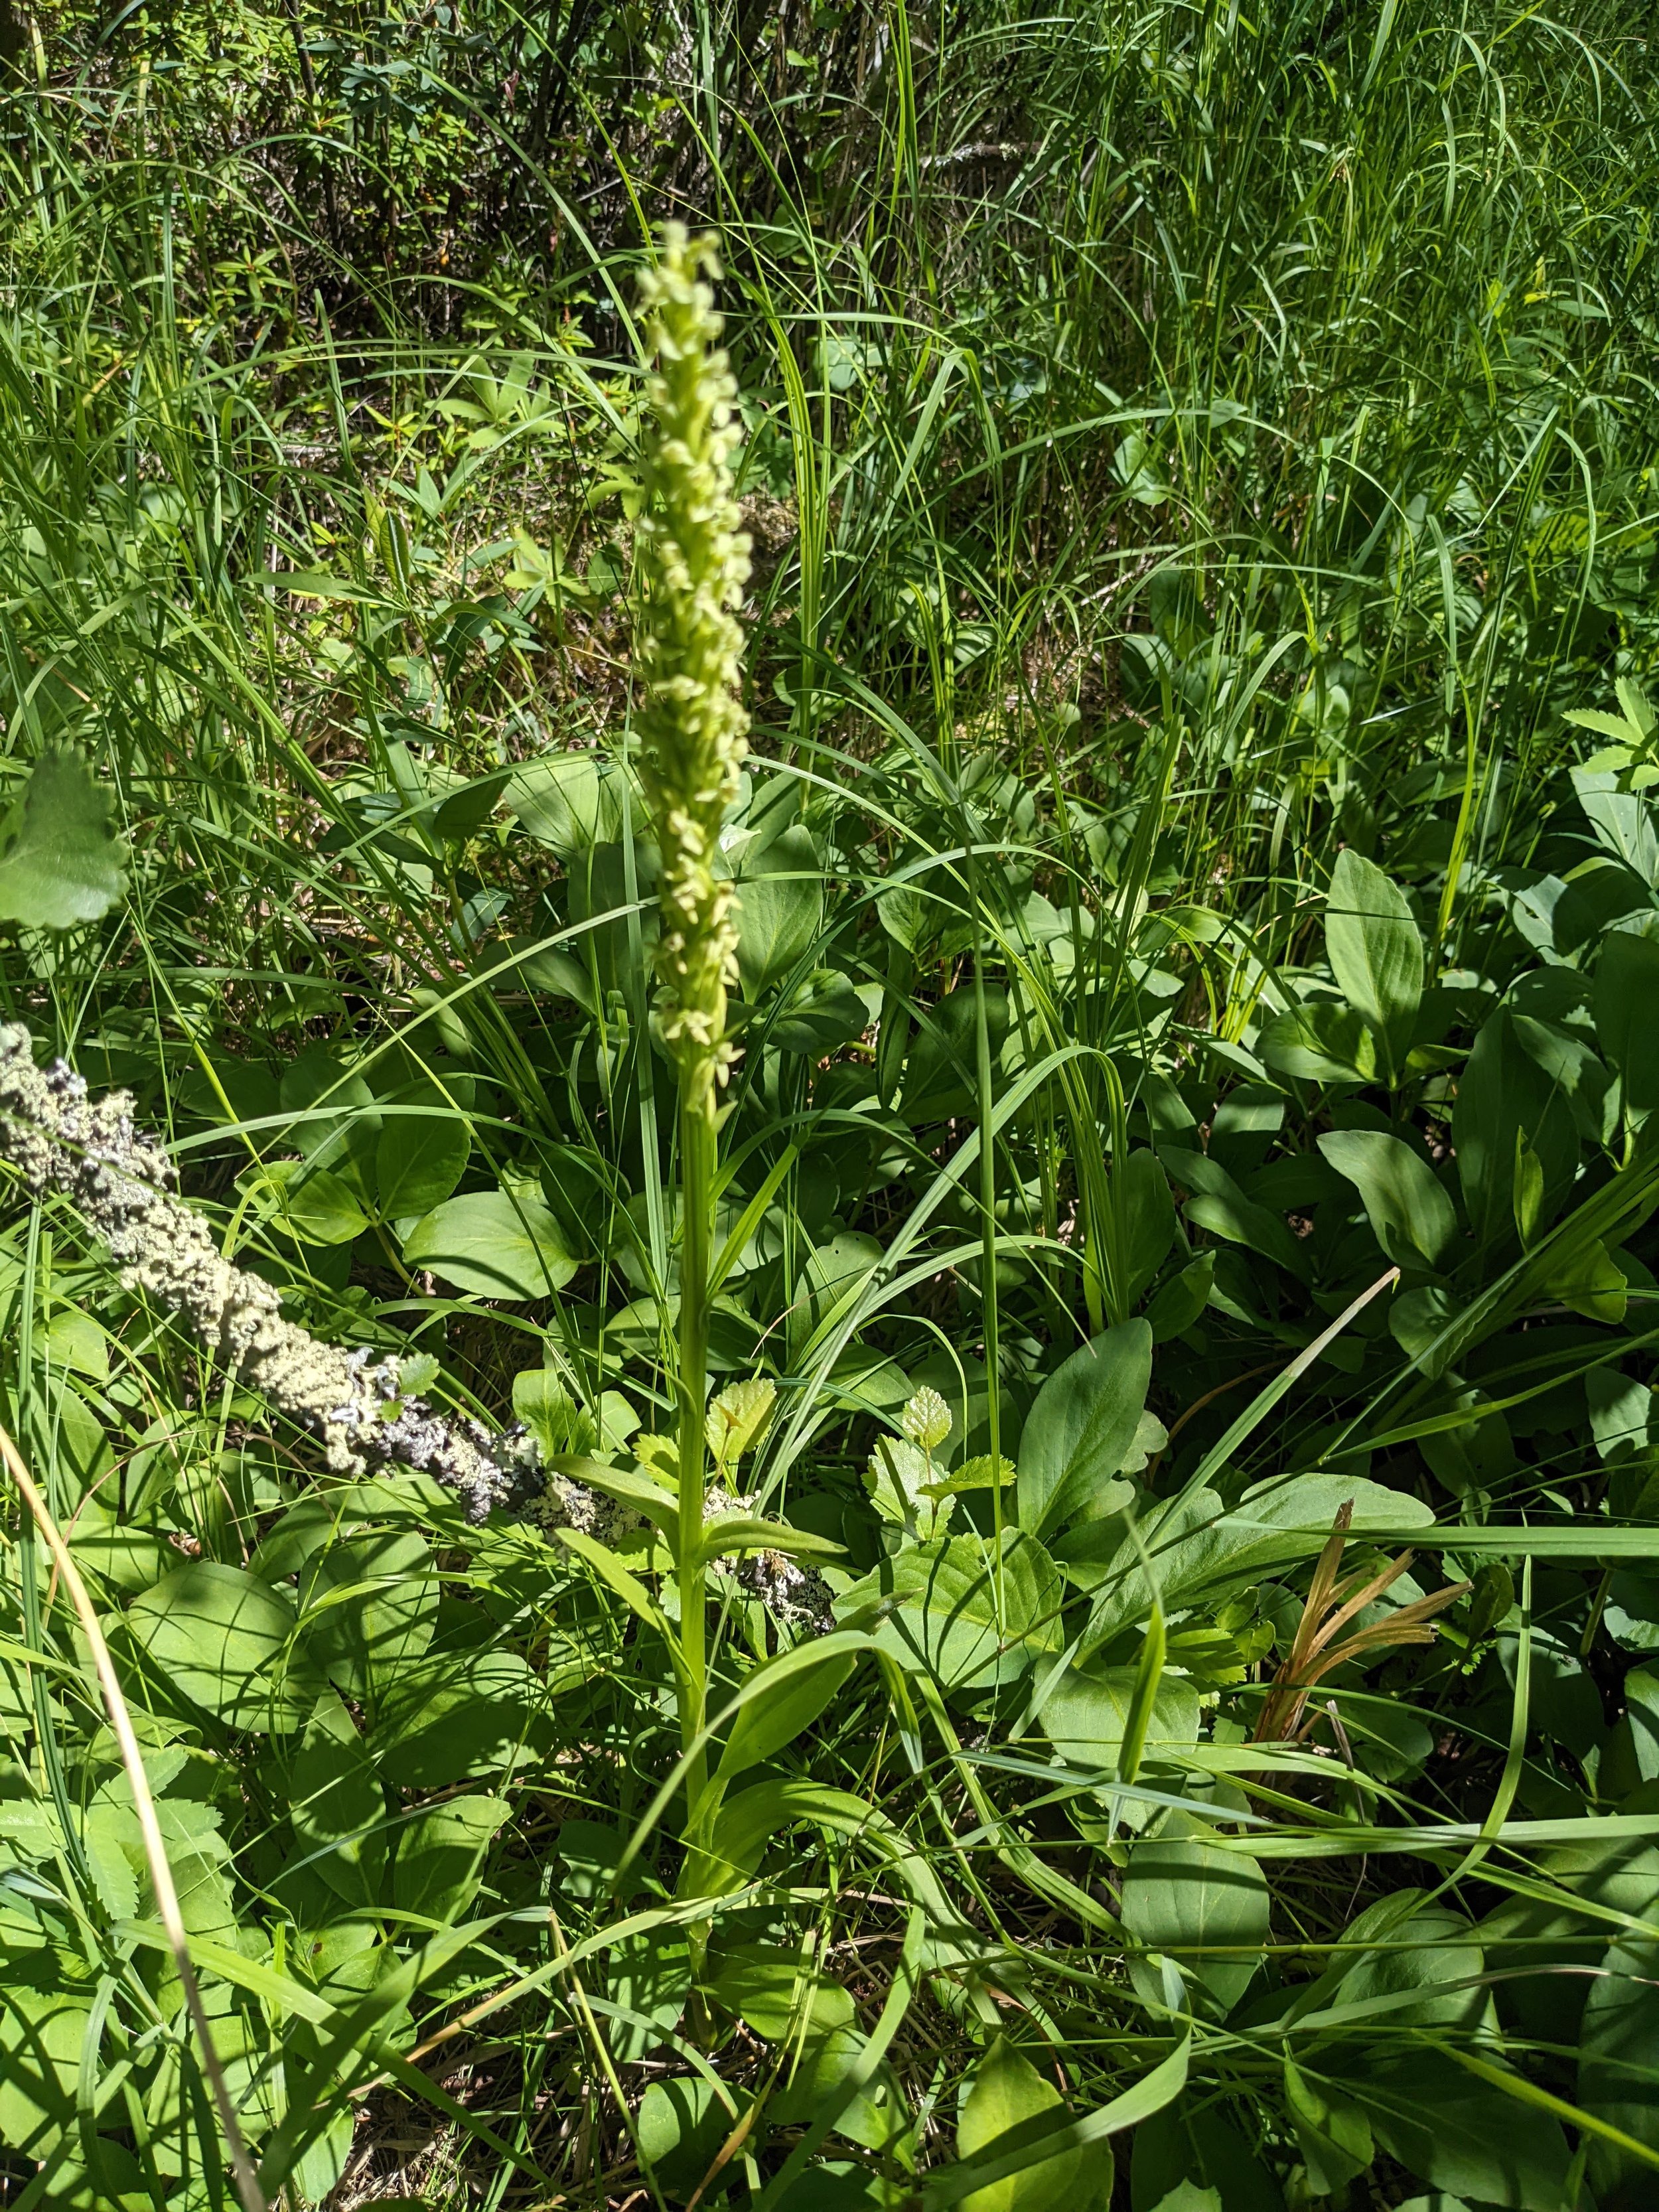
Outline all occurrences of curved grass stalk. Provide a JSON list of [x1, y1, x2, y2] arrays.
[[0, 1420, 267, 2212]]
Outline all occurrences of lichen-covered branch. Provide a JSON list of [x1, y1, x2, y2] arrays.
[[0, 1024, 533, 1522], [0, 1025, 833, 1624]]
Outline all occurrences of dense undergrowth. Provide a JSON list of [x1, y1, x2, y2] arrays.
[[3, 1, 1659, 2207]]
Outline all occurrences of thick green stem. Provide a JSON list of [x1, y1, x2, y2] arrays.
[[676, 1085, 717, 1813]]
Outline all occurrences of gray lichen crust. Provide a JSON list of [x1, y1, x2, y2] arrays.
[[0, 1023, 534, 1522], [0, 1022, 830, 1623]]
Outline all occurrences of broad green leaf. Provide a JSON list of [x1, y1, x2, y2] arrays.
[[1224, 1471, 1435, 1556], [0, 1984, 91, 2151], [1332, 1887, 1486, 2030], [926, 2036, 1189, 2212], [402, 1187, 577, 1298], [1283, 2062, 1372, 2197], [1067, 1474, 1432, 1639], [1161, 1146, 1311, 1282], [1544, 1234, 1628, 1323], [1325, 848, 1423, 1075], [792, 1231, 884, 1356], [391, 1792, 508, 1919], [1120, 1832, 1270, 2016], [1318, 1128, 1458, 1269], [609, 1923, 693, 2062], [431, 766, 512, 840], [1145, 1254, 1214, 1343], [956, 2039, 1081, 2212], [1258, 999, 1377, 1084], [67, 1486, 171, 1595], [511, 751, 629, 855], [44, 1309, 107, 1381], [563, 837, 659, 1000], [901, 986, 1010, 1124], [639, 2075, 733, 2199], [1106, 1151, 1177, 1313], [1041, 1661, 1200, 1773], [127, 1562, 304, 1732], [375, 1102, 470, 1219], [0, 751, 125, 930], [1329, 2049, 1571, 2209], [1578, 1934, 1659, 2201], [1453, 1009, 1578, 1247], [512, 1372, 594, 1460], [772, 968, 869, 1055], [710, 1942, 853, 2041], [737, 826, 824, 996], [1597, 928, 1659, 1132], [279, 1049, 381, 1194], [841, 1532, 1063, 1691], [1017, 1321, 1153, 1538], [278, 1164, 372, 1246], [300, 1528, 437, 1698], [715, 1633, 866, 1783], [1512, 1011, 1617, 1146], [372, 1647, 551, 1787], [289, 1690, 388, 1905], [1577, 782, 1659, 882]]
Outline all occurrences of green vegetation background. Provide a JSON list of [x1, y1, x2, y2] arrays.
[[1, 1, 1659, 2209]]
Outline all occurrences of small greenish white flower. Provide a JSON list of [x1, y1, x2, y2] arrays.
[[632, 223, 753, 1116]]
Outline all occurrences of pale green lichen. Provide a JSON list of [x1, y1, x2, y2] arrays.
[[0, 1023, 829, 1623], [633, 224, 753, 1114], [0, 1025, 533, 1522]]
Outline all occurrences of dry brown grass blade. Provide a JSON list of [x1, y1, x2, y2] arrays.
[[0, 1420, 269, 2212], [1251, 1499, 1470, 1745]]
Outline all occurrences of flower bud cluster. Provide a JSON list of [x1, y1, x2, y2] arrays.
[[634, 224, 754, 1113]]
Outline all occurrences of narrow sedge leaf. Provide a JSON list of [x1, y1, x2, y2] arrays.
[[1116, 1601, 1167, 1785]]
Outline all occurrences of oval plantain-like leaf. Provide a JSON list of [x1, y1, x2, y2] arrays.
[[374, 1097, 470, 1219], [390, 1792, 508, 1919], [1017, 1322, 1153, 1539], [402, 1186, 577, 1298], [956, 2039, 1082, 2212], [510, 751, 630, 855], [1577, 1933, 1659, 2205], [1120, 1831, 1269, 2017], [1318, 1127, 1459, 1270], [127, 1562, 305, 1732], [299, 1527, 437, 1698], [1325, 847, 1423, 1077], [736, 826, 825, 997], [1259, 999, 1378, 1084]]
